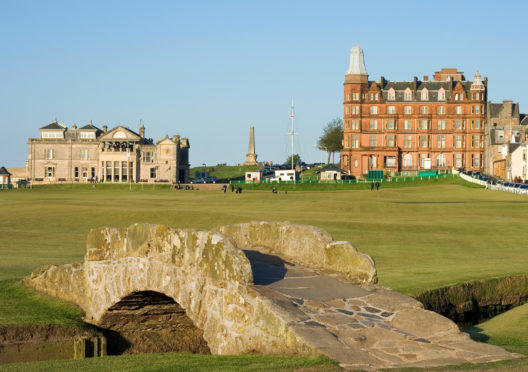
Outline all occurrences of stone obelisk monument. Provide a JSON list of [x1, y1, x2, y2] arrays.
[[243, 126, 258, 166]]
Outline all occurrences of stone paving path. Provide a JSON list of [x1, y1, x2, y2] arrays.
[[245, 249, 518, 371]]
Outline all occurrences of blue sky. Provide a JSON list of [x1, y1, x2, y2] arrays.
[[1, 0, 527, 167]]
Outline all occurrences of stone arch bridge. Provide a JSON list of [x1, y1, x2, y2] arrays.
[[26, 222, 516, 370]]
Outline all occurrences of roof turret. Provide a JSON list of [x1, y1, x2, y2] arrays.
[[346, 45, 367, 75]]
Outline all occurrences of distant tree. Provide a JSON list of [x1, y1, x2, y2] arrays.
[[317, 118, 343, 164], [285, 154, 301, 165]]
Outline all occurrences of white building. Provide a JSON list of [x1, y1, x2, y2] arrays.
[[245, 171, 262, 183], [273, 169, 297, 182], [510, 144, 528, 181]]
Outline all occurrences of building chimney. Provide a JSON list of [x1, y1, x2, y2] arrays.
[[103, 125, 108, 133], [173, 134, 180, 143], [140, 124, 145, 138], [413, 76, 418, 91], [423, 75, 429, 82]]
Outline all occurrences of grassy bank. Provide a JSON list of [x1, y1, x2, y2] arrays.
[[189, 165, 260, 182], [0, 353, 339, 372], [239, 174, 481, 191], [467, 302, 528, 355]]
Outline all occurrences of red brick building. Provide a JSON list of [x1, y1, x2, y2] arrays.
[[341, 46, 486, 177]]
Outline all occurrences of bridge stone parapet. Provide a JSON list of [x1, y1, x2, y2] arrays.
[[214, 221, 377, 284]]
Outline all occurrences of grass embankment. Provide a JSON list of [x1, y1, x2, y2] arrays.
[[1, 181, 527, 370], [241, 174, 480, 191], [467, 302, 528, 355], [0, 354, 339, 372], [189, 165, 260, 182]]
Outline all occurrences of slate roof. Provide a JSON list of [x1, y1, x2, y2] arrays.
[[315, 164, 347, 173], [521, 114, 528, 126], [0, 167, 11, 176], [489, 104, 503, 118], [489, 102, 521, 119], [40, 122, 66, 130], [79, 124, 100, 131], [376, 80, 472, 102]]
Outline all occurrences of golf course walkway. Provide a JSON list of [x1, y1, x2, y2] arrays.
[[246, 249, 517, 370]]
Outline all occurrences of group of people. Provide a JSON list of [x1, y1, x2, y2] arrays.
[[370, 181, 380, 191], [221, 184, 242, 193], [172, 183, 196, 190]]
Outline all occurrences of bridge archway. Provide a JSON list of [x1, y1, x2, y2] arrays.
[[99, 290, 210, 355]]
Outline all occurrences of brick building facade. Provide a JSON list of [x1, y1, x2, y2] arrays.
[[341, 46, 486, 177], [27, 119, 190, 184]]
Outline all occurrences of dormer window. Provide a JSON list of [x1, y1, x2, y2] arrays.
[[80, 132, 95, 139], [438, 88, 446, 101], [387, 88, 395, 101], [420, 88, 429, 101], [41, 131, 64, 139], [404, 88, 413, 101]]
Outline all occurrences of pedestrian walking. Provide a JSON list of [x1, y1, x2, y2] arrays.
[[376, 181, 380, 190], [230, 184, 234, 192], [370, 181, 374, 191]]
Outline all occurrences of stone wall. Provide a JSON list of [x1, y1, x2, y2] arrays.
[[214, 221, 377, 284]]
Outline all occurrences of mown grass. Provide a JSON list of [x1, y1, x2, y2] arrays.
[[1, 180, 526, 297], [1, 180, 528, 370], [0, 353, 339, 372]]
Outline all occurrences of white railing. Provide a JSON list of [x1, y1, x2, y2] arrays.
[[460, 172, 486, 186], [460, 172, 528, 195]]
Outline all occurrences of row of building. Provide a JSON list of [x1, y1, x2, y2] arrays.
[[1, 45, 526, 187], [340, 46, 528, 181]]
